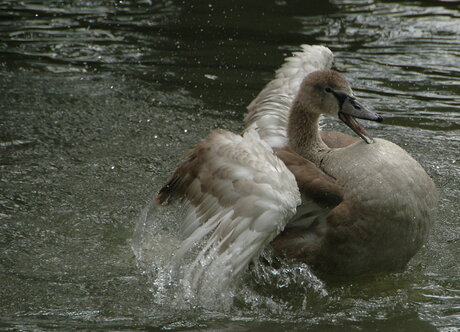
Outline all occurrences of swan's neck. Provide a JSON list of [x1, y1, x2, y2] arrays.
[[287, 99, 329, 165]]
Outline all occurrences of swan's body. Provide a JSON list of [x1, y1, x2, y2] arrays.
[[156, 45, 438, 287], [274, 138, 436, 275]]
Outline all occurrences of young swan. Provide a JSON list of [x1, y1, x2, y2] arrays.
[[156, 68, 438, 282]]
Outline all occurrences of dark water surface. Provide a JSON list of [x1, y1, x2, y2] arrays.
[[1, 0, 459, 330]]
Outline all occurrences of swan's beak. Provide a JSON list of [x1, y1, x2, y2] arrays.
[[337, 94, 383, 144]]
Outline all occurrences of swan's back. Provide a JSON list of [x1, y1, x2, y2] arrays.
[[245, 45, 333, 149]]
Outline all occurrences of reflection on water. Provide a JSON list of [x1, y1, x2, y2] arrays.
[[1, 0, 459, 330]]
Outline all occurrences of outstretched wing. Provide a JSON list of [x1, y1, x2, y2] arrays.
[[156, 127, 301, 291], [244, 45, 334, 149]]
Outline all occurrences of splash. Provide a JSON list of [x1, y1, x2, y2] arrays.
[[131, 201, 328, 312], [131, 201, 235, 310]]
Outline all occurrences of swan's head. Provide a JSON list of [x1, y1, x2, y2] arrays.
[[299, 69, 383, 144]]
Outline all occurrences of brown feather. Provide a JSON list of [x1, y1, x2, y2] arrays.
[[275, 146, 343, 208], [155, 148, 200, 206]]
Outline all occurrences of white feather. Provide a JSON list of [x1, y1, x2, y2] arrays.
[[173, 127, 301, 292], [245, 45, 334, 148]]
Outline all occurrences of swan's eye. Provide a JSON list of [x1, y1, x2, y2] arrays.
[[325, 87, 332, 93]]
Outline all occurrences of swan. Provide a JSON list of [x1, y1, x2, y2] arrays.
[[155, 45, 438, 288]]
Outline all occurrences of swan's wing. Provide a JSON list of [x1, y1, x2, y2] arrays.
[[156, 128, 301, 290], [274, 146, 342, 232], [268, 147, 344, 260], [245, 45, 334, 149], [275, 147, 343, 208]]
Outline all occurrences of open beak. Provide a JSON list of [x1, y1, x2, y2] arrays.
[[336, 93, 383, 144]]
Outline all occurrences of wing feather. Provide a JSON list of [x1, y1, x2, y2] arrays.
[[245, 45, 334, 148], [156, 127, 301, 292]]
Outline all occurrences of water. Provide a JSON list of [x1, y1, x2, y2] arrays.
[[1, 0, 459, 330]]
